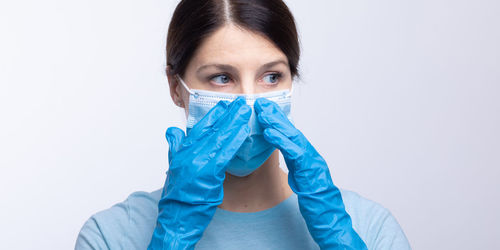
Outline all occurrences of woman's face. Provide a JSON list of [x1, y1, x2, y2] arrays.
[[168, 24, 293, 115]]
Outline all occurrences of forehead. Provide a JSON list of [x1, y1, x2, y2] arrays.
[[190, 24, 288, 67]]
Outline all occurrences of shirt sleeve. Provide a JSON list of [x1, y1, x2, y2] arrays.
[[75, 216, 109, 250], [74, 190, 161, 250], [340, 189, 411, 250], [370, 209, 412, 250]]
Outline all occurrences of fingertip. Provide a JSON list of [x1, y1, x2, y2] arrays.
[[217, 99, 230, 108], [226, 96, 245, 112], [254, 98, 267, 113], [213, 100, 229, 113], [165, 127, 185, 149], [166, 127, 184, 138], [255, 97, 270, 103], [239, 103, 252, 120], [201, 100, 229, 124], [257, 110, 272, 128], [235, 96, 247, 104], [256, 97, 277, 113], [227, 97, 251, 122]]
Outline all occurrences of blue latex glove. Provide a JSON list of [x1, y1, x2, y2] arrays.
[[254, 98, 368, 250], [148, 97, 251, 250]]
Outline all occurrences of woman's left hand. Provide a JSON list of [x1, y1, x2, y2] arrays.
[[254, 98, 368, 250]]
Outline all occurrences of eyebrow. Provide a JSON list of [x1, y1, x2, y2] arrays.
[[196, 60, 288, 75]]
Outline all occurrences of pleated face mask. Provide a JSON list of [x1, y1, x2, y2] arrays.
[[176, 75, 293, 177]]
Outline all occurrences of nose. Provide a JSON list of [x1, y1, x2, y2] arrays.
[[239, 78, 255, 95]]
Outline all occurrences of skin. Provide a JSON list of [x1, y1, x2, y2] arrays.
[[166, 23, 294, 212]]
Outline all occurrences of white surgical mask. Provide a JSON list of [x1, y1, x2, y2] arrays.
[[176, 76, 293, 176]]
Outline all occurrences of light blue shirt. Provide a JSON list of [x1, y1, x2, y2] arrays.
[[75, 188, 411, 249]]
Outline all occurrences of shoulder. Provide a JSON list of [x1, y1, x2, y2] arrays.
[[339, 189, 412, 250], [75, 189, 162, 250]]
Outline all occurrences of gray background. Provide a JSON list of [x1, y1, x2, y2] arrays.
[[1, 0, 499, 249]]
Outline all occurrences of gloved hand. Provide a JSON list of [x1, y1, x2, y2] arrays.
[[254, 98, 368, 250], [148, 97, 251, 250]]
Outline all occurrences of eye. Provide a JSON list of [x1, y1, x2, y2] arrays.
[[210, 74, 231, 84], [262, 72, 282, 85]]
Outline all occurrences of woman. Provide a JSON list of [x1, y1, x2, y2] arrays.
[[76, 0, 411, 249]]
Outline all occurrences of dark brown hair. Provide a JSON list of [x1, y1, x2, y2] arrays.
[[166, 0, 300, 79]]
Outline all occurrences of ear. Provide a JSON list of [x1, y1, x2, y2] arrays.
[[166, 65, 185, 108]]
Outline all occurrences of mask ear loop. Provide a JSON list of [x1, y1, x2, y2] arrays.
[[283, 83, 295, 98], [176, 75, 196, 96]]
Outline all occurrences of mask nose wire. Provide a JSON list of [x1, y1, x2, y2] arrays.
[[287, 84, 295, 97], [176, 75, 196, 95]]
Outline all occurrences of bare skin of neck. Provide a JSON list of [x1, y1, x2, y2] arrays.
[[218, 150, 294, 212]]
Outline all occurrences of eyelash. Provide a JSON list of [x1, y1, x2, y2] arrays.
[[209, 72, 284, 86]]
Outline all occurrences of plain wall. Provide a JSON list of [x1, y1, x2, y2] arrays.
[[1, 0, 499, 249]]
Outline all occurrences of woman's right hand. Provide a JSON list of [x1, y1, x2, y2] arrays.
[[148, 97, 251, 250]]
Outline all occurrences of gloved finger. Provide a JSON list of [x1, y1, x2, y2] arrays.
[[254, 98, 299, 139], [165, 127, 186, 164], [204, 97, 252, 169], [214, 124, 250, 169], [182, 123, 249, 186], [165, 127, 186, 154], [185, 100, 229, 142], [263, 127, 304, 161], [189, 97, 251, 160], [210, 96, 248, 130], [212, 97, 251, 138], [185, 100, 251, 179], [182, 100, 229, 149], [208, 97, 251, 149]]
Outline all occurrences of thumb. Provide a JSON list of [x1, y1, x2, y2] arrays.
[[165, 127, 185, 162]]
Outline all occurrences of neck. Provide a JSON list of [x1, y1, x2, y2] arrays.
[[218, 150, 293, 212]]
